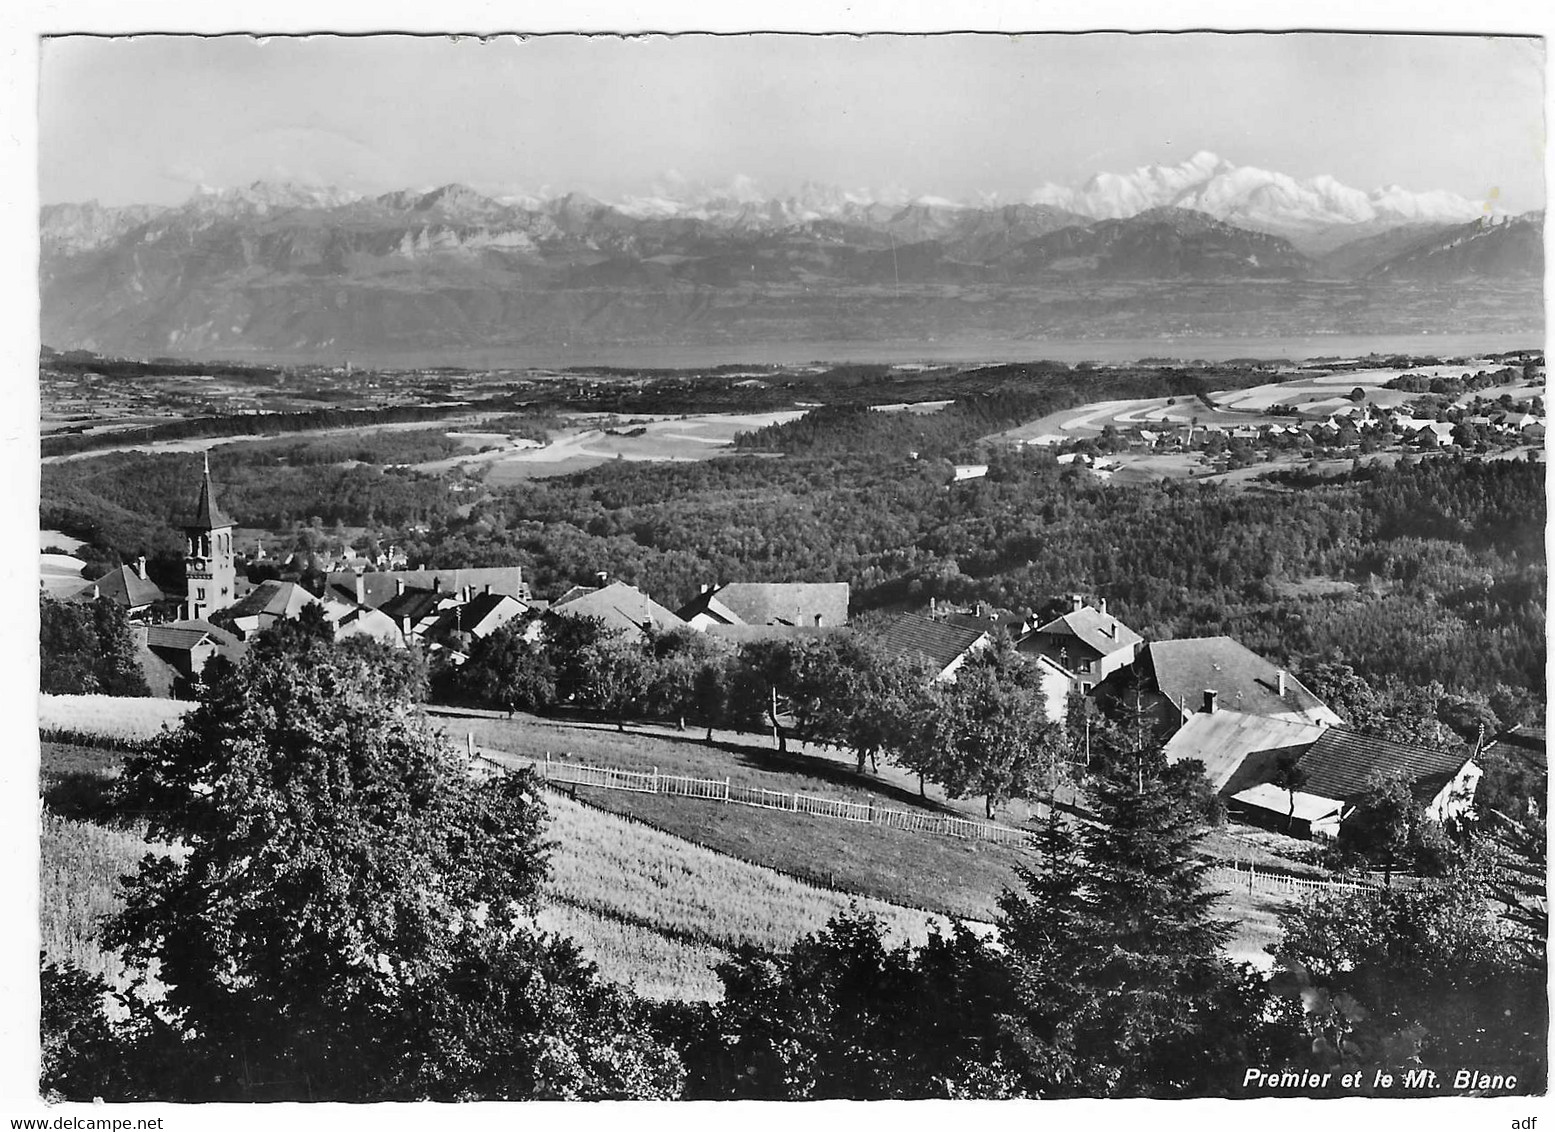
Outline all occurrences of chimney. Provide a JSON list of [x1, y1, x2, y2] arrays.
[[395, 578, 405, 596], [1098, 598, 1107, 615], [1276, 670, 1287, 697], [355, 572, 366, 605], [1202, 689, 1218, 714], [433, 577, 442, 593], [1072, 593, 1085, 612], [135, 556, 147, 579], [596, 570, 608, 586], [484, 583, 492, 596], [701, 582, 712, 595]]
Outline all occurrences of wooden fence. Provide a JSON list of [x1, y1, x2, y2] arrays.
[[1206, 861, 1377, 897], [475, 748, 1034, 846]]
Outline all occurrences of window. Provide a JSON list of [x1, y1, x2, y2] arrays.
[[197, 587, 206, 600]]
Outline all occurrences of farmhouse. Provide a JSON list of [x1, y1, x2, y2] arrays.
[[1121, 636, 1342, 731], [1162, 706, 1331, 794], [1164, 694, 1479, 838], [1019, 596, 1142, 693], [1227, 728, 1481, 838], [678, 582, 850, 630]]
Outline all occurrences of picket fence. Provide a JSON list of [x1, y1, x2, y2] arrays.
[[470, 747, 1385, 895], [476, 748, 1035, 846], [1206, 861, 1376, 897]]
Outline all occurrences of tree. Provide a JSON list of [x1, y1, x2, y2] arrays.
[[896, 645, 1064, 818], [459, 619, 555, 715], [578, 633, 651, 730], [668, 912, 1019, 1100], [39, 596, 150, 697], [1271, 863, 1545, 1089], [1271, 750, 1309, 834], [1056, 748, 1262, 1095], [82, 629, 679, 1100], [1337, 772, 1434, 886]]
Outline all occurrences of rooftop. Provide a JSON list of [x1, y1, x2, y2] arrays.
[[1294, 728, 1473, 804], [1145, 636, 1339, 725], [1161, 709, 1331, 793], [874, 611, 989, 675], [1033, 605, 1142, 658], [550, 581, 683, 635], [679, 582, 850, 628]]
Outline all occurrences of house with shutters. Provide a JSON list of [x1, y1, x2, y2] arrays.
[[1018, 595, 1142, 694]]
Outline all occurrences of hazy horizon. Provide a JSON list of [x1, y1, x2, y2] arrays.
[[39, 32, 1546, 213]]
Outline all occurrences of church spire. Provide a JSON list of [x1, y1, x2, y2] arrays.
[[186, 451, 234, 530]]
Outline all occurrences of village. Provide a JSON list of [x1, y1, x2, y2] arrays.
[[41, 448, 1530, 855]]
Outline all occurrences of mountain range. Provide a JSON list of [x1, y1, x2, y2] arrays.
[[40, 155, 1543, 359]]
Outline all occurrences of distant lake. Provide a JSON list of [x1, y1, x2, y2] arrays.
[[228, 332, 1543, 371]]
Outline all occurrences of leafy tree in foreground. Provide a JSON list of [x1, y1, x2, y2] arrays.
[[665, 912, 1021, 1100], [50, 626, 681, 1101], [1271, 861, 1546, 1091]]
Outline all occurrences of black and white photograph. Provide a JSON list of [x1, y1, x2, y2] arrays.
[[5, 6, 1550, 1119]]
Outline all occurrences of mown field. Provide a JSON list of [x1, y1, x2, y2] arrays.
[[39, 724, 955, 1004], [39, 693, 193, 743]]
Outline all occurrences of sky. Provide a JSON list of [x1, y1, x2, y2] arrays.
[[38, 33, 1546, 212]]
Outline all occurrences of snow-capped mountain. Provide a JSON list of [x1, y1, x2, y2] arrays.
[[1025, 151, 1493, 246]]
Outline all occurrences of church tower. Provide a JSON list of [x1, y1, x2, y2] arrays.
[[183, 452, 237, 621]]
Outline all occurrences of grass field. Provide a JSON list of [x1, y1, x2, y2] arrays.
[[39, 810, 181, 995], [531, 903, 728, 1002], [544, 790, 956, 954], [39, 694, 193, 743], [456, 714, 963, 809]]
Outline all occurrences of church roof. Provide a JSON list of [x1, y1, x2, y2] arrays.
[[184, 452, 234, 529]]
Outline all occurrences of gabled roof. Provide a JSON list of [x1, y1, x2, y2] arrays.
[[333, 605, 405, 646], [677, 592, 747, 626], [1144, 637, 1339, 725], [1033, 605, 1142, 658], [183, 454, 235, 529], [549, 581, 683, 635], [1294, 728, 1473, 804], [874, 612, 989, 675], [145, 618, 247, 662], [66, 564, 166, 609], [1162, 708, 1331, 794], [678, 582, 850, 628], [380, 587, 453, 624], [227, 580, 319, 621], [426, 592, 530, 640], [323, 567, 525, 610]]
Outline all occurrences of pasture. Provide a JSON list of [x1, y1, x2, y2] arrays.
[[423, 410, 808, 483]]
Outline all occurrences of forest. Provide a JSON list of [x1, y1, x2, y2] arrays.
[[43, 439, 1546, 713]]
